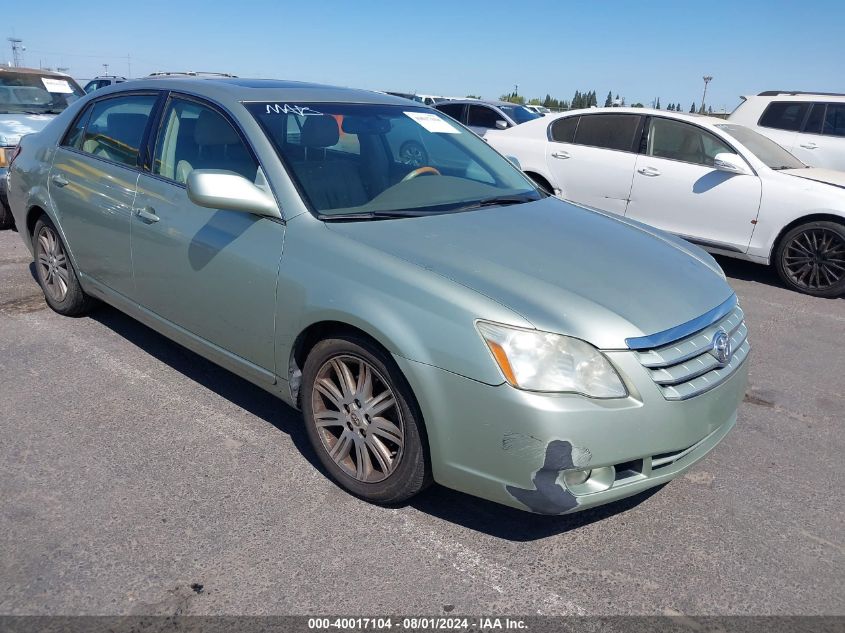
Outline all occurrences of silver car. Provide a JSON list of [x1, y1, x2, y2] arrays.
[[435, 99, 541, 137], [0, 67, 85, 229], [7, 78, 748, 514]]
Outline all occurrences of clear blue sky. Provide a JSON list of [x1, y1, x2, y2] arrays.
[[5, 0, 844, 112]]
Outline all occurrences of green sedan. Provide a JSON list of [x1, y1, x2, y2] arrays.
[[6, 78, 749, 514]]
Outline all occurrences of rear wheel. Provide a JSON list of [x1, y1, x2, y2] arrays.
[[775, 221, 845, 297], [302, 335, 431, 504], [0, 201, 13, 230], [33, 216, 96, 315]]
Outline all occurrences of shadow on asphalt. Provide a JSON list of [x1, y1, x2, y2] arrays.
[[713, 255, 785, 289], [90, 305, 663, 541]]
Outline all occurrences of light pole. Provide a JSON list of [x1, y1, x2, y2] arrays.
[[700, 75, 713, 113], [8, 38, 24, 67]]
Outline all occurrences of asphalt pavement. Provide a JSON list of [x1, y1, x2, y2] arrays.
[[0, 227, 843, 616]]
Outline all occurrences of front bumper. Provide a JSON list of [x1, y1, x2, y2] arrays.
[[394, 349, 747, 515]]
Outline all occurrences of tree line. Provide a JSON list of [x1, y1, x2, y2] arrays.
[[494, 89, 714, 113]]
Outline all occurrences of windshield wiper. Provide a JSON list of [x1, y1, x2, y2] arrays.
[[318, 210, 434, 221], [450, 194, 539, 213]]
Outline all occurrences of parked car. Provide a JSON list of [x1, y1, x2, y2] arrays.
[[729, 91, 845, 171], [525, 105, 552, 116], [435, 99, 541, 137], [82, 75, 127, 93], [0, 66, 85, 229], [411, 94, 445, 106], [488, 107, 845, 297], [8, 79, 748, 514]]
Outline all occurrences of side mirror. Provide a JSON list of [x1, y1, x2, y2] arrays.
[[506, 155, 521, 169], [186, 169, 281, 219], [495, 120, 509, 130], [713, 152, 750, 175]]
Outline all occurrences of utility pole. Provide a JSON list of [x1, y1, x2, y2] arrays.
[[8, 38, 24, 67], [127, 54, 132, 78], [700, 75, 713, 113], [102, 62, 109, 75]]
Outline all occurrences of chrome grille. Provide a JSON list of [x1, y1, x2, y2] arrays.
[[635, 304, 750, 401]]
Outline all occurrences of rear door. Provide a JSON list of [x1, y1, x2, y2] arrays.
[[130, 94, 283, 375], [545, 113, 642, 215], [792, 102, 845, 170], [756, 100, 809, 157], [625, 116, 761, 253], [49, 92, 158, 297]]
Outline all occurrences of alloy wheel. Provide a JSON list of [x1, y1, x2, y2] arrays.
[[36, 225, 70, 302], [311, 355, 405, 483], [783, 228, 845, 291]]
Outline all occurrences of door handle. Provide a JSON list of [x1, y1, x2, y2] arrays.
[[51, 174, 69, 188], [799, 142, 818, 149], [135, 206, 160, 223], [638, 166, 661, 177], [551, 151, 571, 159]]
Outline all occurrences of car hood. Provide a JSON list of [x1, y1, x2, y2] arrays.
[[0, 113, 54, 146], [326, 197, 734, 349], [780, 168, 845, 189]]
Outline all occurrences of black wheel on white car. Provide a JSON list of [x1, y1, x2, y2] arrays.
[[775, 221, 845, 298], [301, 335, 431, 504], [32, 215, 96, 315]]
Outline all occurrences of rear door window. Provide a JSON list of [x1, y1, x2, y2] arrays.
[[758, 101, 810, 131], [80, 95, 157, 167], [573, 114, 642, 152], [803, 103, 826, 134], [435, 102, 465, 122], [550, 116, 578, 143], [822, 104, 845, 137]]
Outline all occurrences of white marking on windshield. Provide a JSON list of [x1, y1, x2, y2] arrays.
[[265, 104, 324, 116]]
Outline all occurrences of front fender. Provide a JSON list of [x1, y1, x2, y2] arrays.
[[274, 216, 533, 398]]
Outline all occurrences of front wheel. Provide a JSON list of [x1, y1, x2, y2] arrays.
[[301, 335, 431, 504], [775, 221, 845, 297]]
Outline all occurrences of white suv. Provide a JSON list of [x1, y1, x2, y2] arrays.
[[729, 91, 845, 171]]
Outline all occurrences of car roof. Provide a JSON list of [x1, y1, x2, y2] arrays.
[[0, 66, 75, 79], [506, 106, 732, 135], [441, 99, 524, 107], [95, 77, 417, 107]]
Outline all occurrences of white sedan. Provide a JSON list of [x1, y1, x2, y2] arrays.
[[487, 107, 845, 297]]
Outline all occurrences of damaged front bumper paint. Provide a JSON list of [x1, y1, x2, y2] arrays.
[[393, 349, 747, 515]]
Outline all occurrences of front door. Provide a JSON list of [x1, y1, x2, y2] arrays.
[[130, 96, 284, 373], [625, 116, 761, 253], [49, 93, 158, 297]]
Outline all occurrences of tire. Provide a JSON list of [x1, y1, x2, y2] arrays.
[[301, 334, 431, 504], [32, 215, 96, 316], [525, 173, 554, 196], [774, 221, 845, 298], [0, 200, 13, 230]]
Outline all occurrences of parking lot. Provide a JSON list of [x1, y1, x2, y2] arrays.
[[0, 225, 842, 616]]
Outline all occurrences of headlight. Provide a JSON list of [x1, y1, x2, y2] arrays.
[[476, 321, 627, 398]]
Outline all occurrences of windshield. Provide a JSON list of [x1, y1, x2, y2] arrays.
[[248, 103, 540, 218], [716, 123, 805, 170], [0, 72, 84, 114], [499, 104, 541, 124]]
